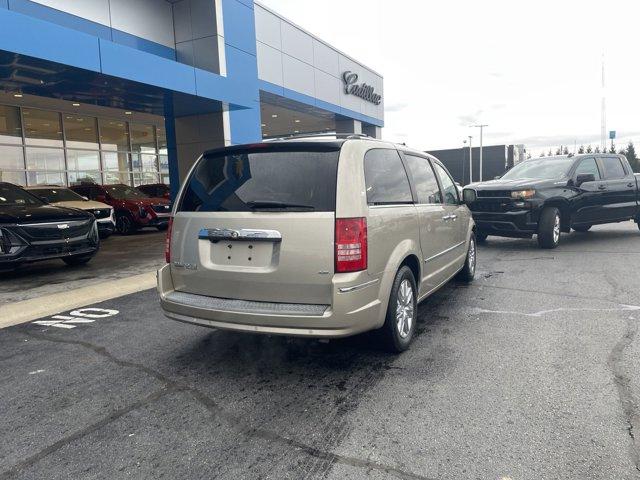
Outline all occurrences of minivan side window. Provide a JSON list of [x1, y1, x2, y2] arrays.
[[364, 149, 413, 205], [600, 157, 626, 179], [403, 154, 442, 204], [574, 158, 601, 180], [432, 163, 460, 205]]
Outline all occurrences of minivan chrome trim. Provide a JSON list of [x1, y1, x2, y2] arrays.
[[198, 228, 282, 243], [338, 278, 379, 293], [424, 241, 466, 263]]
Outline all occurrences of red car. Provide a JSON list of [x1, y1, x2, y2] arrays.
[[136, 183, 171, 200], [71, 183, 171, 234]]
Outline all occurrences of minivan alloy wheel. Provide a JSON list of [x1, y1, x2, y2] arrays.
[[467, 237, 476, 275], [396, 279, 414, 338], [553, 213, 561, 244]]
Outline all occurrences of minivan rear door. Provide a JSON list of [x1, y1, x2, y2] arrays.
[[169, 143, 341, 305]]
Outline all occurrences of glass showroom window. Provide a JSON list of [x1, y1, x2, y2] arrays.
[[157, 125, 170, 185], [0, 145, 26, 185], [0, 105, 23, 144], [23, 108, 65, 185], [99, 118, 132, 185], [67, 150, 101, 185], [0, 106, 26, 185], [64, 114, 99, 150], [130, 123, 159, 186], [23, 108, 64, 148], [25, 147, 66, 186]]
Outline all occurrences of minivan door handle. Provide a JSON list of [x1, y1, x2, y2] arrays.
[[627, 182, 634, 188], [598, 185, 607, 191], [441, 214, 451, 221]]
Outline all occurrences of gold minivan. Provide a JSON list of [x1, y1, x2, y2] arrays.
[[158, 136, 477, 351]]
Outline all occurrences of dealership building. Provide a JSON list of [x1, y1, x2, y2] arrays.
[[0, 0, 384, 194]]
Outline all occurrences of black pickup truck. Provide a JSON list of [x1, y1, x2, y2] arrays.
[[462, 154, 640, 248]]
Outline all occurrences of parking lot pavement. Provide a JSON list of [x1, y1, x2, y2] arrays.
[[1, 222, 639, 480], [0, 230, 165, 306]]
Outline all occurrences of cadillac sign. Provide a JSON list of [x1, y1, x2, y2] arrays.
[[342, 71, 382, 105]]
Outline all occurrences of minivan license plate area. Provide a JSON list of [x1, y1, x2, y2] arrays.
[[202, 240, 278, 270]]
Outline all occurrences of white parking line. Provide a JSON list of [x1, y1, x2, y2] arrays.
[[31, 308, 119, 330]]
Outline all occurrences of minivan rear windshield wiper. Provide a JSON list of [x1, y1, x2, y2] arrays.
[[245, 200, 315, 210]]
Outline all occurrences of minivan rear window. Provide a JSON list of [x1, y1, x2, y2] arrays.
[[179, 146, 340, 212]]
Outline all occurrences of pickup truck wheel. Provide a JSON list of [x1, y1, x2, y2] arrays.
[[456, 233, 476, 282], [380, 266, 417, 353], [573, 225, 592, 233], [537, 207, 561, 249]]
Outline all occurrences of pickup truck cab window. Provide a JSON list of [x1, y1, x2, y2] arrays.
[[600, 157, 626, 179], [574, 157, 601, 180]]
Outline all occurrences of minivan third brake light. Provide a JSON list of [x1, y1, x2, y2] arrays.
[[335, 217, 367, 273]]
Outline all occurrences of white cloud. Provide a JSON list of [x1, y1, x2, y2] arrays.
[[260, 0, 640, 153]]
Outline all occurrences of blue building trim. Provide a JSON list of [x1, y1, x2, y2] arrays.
[[99, 39, 196, 95], [258, 79, 384, 128], [223, 0, 261, 145], [0, 7, 255, 111], [0, 7, 102, 72], [163, 96, 180, 200], [3, 0, 175, 60]]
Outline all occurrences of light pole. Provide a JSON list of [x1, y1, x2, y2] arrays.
[[471, 124, 488, 181], [467, 135, 473, 184]]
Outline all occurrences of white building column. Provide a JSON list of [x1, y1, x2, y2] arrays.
[[335, 118, 362, 136]]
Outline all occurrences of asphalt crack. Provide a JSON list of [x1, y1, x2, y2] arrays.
[[607, 317, 640, 473], [4, 330, 436, 480], [0, 387, 175, 480]]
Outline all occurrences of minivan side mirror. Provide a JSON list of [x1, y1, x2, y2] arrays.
[[575, 173, 595, 187], [462, 188, 477, 204]]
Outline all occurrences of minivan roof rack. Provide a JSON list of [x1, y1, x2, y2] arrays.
[[264, 132, 379, 142]]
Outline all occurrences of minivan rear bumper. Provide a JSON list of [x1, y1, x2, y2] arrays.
[[157, 265, 383, 338]]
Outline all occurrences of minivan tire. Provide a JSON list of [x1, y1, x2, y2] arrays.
[[456, 233, 476, 282], [537, 207, 561, 249], [380, 266, 418, 353]]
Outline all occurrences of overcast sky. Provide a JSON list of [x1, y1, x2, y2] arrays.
[[259, 0, 640, 156]]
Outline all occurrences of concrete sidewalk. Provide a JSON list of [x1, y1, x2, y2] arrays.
[[0, 271, 156, 329]]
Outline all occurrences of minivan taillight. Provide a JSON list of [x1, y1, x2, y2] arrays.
[[335, 217, 367, 273], [165, 217, 173, 263]]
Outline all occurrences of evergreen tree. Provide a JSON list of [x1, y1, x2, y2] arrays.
[[609, 143, 616, 153], [540, 151, 546, 157], [578, 145, 585, 154], [562, 146, 570, 155], [594, 146, 601, 153], [555, 146, 562, 155], [586, 145, 593, 153], [548, 149, 553, 156], [624, 141, 639, 172]]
